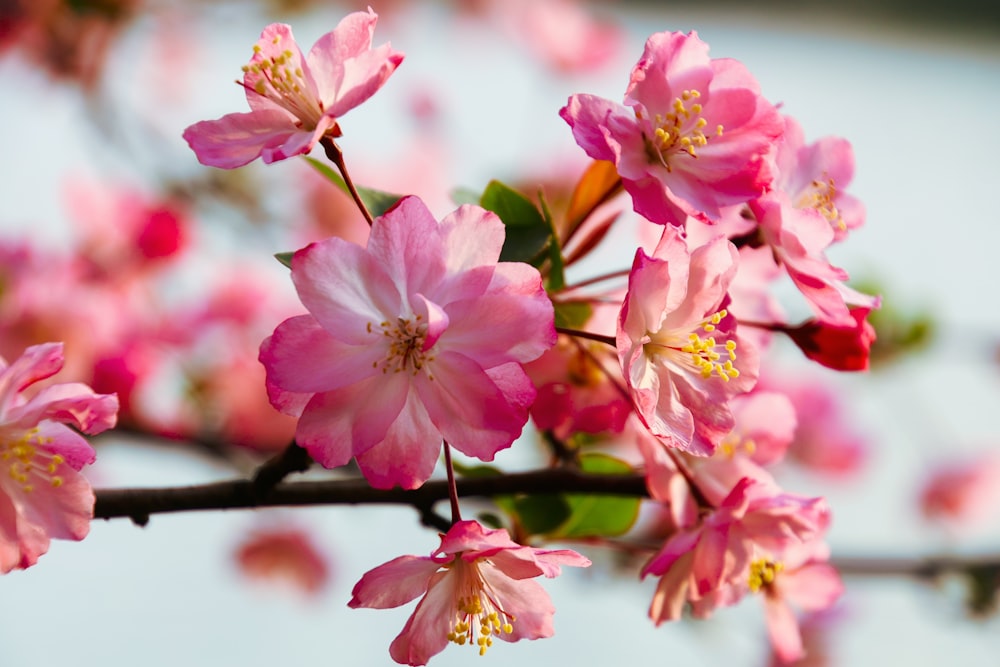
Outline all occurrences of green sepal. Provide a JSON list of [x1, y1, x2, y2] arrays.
[[274, 251, 294, 269]]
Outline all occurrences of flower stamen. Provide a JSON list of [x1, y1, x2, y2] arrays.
[[643, 89, 721, 171], [370, 315, 435, 377], [748, 558, 784, 594], [2, 428, 63, 493]]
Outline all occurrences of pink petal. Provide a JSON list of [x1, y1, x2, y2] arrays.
[[8, 383, 118, 436], [355, 390, 441, 489], [0, 342, 64, 414], [327, 43, 405, 118], [389, 570, 456, 666], [348, 554, 441, 609], [416, 354, 531, 461], [291, 237, 400, 344], [480, 568, 555, 642], [260, 315, 382, 393], [295, 372, 409, 468], [365, 196, 447, 301], [182, 110, 303, 169], [763, 596, 804, 664]]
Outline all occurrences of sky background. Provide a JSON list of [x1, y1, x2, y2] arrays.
[[2, 1, 1000, 665]]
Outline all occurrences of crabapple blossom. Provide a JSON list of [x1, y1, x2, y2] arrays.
[[259, 196, 556, 489], [183, 9, 403, 168], [618, 224, 758, 456], [560, 30, 782, 226], [348, 519, 590, 665], [642, 477, 828, 624], [0, 343, 118, 573], [775, 115, 864, 241], [785, 306, 877, 371]]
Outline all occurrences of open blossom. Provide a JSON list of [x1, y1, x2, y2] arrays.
[[560, 30, 782, 226], [775, 115, 864, 241], [183, 9, 403, 168], [260, 196, 556, 489], [349, 519, 590, 665], [618, 224, 758, 456], [0, 343, 118, 573], [642, 477, 829, 624]]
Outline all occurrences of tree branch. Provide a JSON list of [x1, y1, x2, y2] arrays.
[[93, 468, 649, 525]]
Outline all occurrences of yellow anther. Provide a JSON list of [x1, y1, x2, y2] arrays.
[[748, 559, 784, 593]]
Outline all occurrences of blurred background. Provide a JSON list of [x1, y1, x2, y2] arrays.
[[1, 0, 999, 665]]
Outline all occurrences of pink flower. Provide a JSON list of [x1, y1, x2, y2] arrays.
[[618, 224, 758, 456], [348, 519, 590, 665], [183, 10, 403, 168], [560, 31, 782, 226], [260, 196, 556, 489], [498, 0, 623, 73], [642, 477, 828, 624], [919, 453, 1000, 529], [0, 343, 118, 573], [775, 115, 864, 241], [234, 525, 331, 596]]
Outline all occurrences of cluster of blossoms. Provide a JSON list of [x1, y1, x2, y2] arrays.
[[175, 8, 878, 666]]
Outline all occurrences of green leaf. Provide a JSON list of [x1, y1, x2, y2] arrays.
[[302, 156, 403, 218], [551, 453, 641, 539], [479, 180, 551, 264], [553, 301, 594, 330], [274, 251, 294, 269], [512, 494, 572, 536], [538, 191, 565, 291]]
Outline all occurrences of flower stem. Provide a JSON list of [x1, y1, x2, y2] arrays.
[[320, 137, 374, 226], [558, 268, 631, 292], [443, 441, 462, 524], [555, 326, 616, 347]]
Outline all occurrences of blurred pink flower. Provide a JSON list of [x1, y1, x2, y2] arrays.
[[0, 343, 118, 572], [919, 453, 1000, 529], [235, 526, 331, 596], [561, 30, 781, 226], [349, 519, 590, 665], [642, 477, 828, 624], [260, 196, 555, 489], [498, 0, 622, 73], [183, 10, 403, 168]]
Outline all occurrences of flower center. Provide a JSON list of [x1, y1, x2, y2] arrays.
[[241, 35, 324, 128], [2, 428, 65, 493], [446, 560, 516, 656], [640, 89, 724, 172], [369, 315, 435, 376], [748, 558, 784, 594], [646, 309, 740, 382], [796, 176, 844, 231], [719, 433, 757, 458]]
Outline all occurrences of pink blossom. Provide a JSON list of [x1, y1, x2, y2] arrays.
[[0, 343, 118, 573], [560, 31, 782, 226], [349, 519, 590, 665], [235, 525, 331, 596], [618, 224, 758, 456], [497, 0, 623, 73], [642, 477, 828, 624], [775, 115, 864, 241], [183, 10, 403, 168], [919, 453, 1000, 529], [260, 196, 556, 489]]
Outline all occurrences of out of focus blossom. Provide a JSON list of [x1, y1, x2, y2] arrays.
[[496, 0, 622, 73], [919, 453, 1000, 529], [235, 526, 331, 596], [0, 343, 118, 572]]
